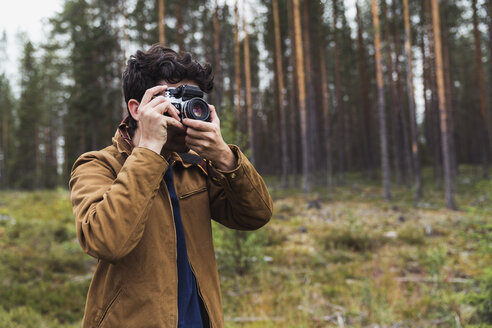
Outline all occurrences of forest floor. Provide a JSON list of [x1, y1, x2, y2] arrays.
[[0, 166, 491, 327]]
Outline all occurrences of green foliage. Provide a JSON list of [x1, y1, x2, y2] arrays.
[[465, 270, 492, 324], [0, 191, 92, 326], [212, 221, 267, 276], [318, 223, 388, 253]]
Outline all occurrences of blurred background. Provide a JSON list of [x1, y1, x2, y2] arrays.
[[0, 0, 492, 327]]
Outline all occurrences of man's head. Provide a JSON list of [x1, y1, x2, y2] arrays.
[[122, 45, 214, 138]]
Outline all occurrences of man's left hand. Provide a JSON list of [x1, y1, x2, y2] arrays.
[[183, 105, 237, 171]]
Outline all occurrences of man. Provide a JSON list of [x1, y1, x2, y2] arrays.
[[69, 45, 272, 328]]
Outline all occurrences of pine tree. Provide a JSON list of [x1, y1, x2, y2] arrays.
[[16, 41, 42, 189], [431, 0, 456, 209], [372, 0, 392, 200], [403, 0, 423, 200]]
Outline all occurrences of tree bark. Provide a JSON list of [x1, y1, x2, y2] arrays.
[[320, 45, 333, 188], [473, 0, 490, 178], [356, 0, 374, 176], [287, 0, 299, 185], [333, 0, 346, 184], [213, 0, 223, 109], [383, 0, 402, 185], [273, 0, 289, 188], [302, 0, 316, 184], [372, 0, 392, 200], [243, 7, 255, 166], [292, 0, 310, 191], [158, 0, 165, 44], [403, 0, 423, 200], [431, 0, 457, 209], [391, 0, 413, 183], [234, 0, 241, 129]]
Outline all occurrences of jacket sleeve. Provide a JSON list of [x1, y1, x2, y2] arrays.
[[69, 147, 168, 262], [207, 145, 273, 230]]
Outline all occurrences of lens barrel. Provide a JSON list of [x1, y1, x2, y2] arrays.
[[183, 98, 210, 121]]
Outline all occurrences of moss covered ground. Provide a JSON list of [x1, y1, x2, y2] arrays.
[[0, 167, 491, 327]]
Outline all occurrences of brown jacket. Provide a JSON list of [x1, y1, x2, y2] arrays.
[[69, 129, 273, 328]]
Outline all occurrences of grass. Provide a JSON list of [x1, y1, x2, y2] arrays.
[[0, 167, 491, 327]]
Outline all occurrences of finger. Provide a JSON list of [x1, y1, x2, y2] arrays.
[[183, 118, 214, 132], [163, 116, 185, 130], [153, 101, 180, 122], [140, 85, 168, 106], [209, 105, 220, 124]]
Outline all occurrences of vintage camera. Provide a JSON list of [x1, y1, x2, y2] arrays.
[[163, 84, 210, 122]]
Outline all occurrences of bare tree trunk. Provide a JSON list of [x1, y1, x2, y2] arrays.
[[431, 0, 457, 209], [176, 4, 184, 50], [292, 0, 310, 191], [213, 0, 223, 109], [302, 0, 316, 185], [333, 0, 346, 184], [441, 13, 457, 181], [1, 106, 8, 187], [287, 0, 299, 185], [356, 0, 374, 176], [320, 45, 333, 188], [273, 0, 289, 188], [234, 0, 241, 129], [372, 0, 391, 200], [424, 0, 442, 184], [403, 0, 423, 201], [383, 0, 402, 185], [473, 0, 490, 178], [243, 7, 255, 166], [158, 0, 165, 44], [391, 0, 412, 183]]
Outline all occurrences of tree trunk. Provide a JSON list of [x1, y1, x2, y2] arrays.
[[1, 105, 7, 187], [333, 0, 346, 184], [273, 0, 289, 188], [383, 0, 402, 185], [302, 0, 316, 184], [356, 0, 374, 176], [287, 0, 299, 185], [372, 0, 391, 200], [441, 14, 458, 180], [403, 0, 423, 200], [424, 0, 442, 184], [292, 0, 310, 191], [176, 4, 184, 50], [473, 0, 490, 178], [158, 0, 165, 44], [320, 45, 333, 188], [234, 0, 241, 130], [391, 0, 413, 183], [431, 0, 457, 209], [213, 0, 223, 109], [243, 8, 255, 166]]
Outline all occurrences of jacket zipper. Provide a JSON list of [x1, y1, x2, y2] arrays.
[[178, 187, 207, 199], [189, 262, 212, 328], [162, 164, 179, 328]]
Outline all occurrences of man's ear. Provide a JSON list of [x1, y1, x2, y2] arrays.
[[128, 99, 140, 121]]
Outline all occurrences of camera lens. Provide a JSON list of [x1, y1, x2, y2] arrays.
[[183, 98, 210, 121]]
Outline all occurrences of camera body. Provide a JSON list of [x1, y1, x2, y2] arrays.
[[164, 85, 210, 122]]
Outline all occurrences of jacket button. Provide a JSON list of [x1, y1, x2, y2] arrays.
[[230, 173, 237, 179]]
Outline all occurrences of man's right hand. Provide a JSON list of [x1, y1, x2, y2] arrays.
[[135, 85, 185, 155]]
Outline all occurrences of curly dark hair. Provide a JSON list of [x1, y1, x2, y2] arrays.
[[122, 45, 214, 137]]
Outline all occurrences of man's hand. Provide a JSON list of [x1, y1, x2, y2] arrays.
[[134, 85, 185, 154], [183, 105, 237, 171]]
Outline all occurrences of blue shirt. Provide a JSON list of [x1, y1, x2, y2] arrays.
[[164, 164, 204, 327]]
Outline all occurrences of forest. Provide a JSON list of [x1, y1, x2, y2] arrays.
[[0, 0, 490, 206], [0, 0, 492, 327]]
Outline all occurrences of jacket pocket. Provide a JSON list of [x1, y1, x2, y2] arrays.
[[96, 286, 124, 328], [179, 186, 207, 200]]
